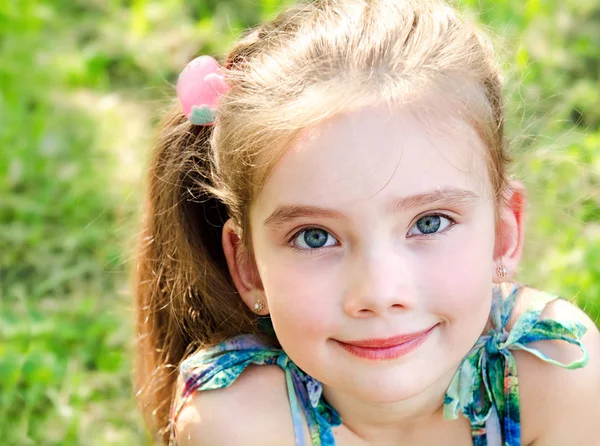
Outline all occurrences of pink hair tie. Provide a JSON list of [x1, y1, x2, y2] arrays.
[[176, 55, 231, 126]]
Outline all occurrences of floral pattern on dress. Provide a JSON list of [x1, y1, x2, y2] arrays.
[[169, 334, 341, 446], [444, 283, 589, 446]]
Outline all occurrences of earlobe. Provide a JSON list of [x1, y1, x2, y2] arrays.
[[494, 181, 526, 282], [221, 219, 268, 314]]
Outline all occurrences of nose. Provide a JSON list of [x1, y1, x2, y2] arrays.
[[342, 246, 416, 318]]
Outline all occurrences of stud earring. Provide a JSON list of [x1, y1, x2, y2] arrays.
[[253, 299, 265, 313], [496, 263, 508, 279]]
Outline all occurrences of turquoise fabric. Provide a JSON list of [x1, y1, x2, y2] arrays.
[[169, 334, 341, 445], [169, 282, 589, 446], [444, 283, 589, 445]]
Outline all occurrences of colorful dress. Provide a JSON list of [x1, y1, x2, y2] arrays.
[[169, 283, 589, 446]]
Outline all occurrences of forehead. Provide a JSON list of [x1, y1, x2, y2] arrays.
[[253, 102, 491, 216]]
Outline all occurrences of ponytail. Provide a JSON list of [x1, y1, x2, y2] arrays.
[[133, 106, 256, 443]]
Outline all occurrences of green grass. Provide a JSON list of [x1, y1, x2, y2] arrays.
[[1, 0, 598, 444]]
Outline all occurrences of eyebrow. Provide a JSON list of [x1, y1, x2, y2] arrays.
[[263, 188, 479, 229]]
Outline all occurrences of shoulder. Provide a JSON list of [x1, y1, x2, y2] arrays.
[[174, 364, 309, 446], [510, 287, 600, 446]]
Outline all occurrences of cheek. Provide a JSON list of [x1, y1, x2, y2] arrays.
[[257, 256, 337, 341], [419, 212, 495, 341]]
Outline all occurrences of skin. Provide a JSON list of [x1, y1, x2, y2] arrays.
[[224, 100, 525, 442], [190, 100, 600, 445]]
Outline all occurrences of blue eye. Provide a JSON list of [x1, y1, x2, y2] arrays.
[[292, 228, 337, 250], [408, 214, 453, 237]]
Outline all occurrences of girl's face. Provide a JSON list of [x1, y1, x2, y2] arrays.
[[247, 102, 499, 403]]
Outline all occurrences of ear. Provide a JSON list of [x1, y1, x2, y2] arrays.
[[222, 218, 268, 315], [493, 180, 526, 283]]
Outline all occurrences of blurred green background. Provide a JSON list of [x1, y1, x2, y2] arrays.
[[1, 0, 598, 444]]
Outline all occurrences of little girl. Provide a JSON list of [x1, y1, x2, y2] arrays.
[[134, 0, 600, 445]]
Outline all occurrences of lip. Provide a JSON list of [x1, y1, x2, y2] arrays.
[[335, 324, 438, 360]]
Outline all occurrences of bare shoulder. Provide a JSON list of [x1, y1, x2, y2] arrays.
[[510, 286, 600, 446], [174, 365, 308, 446]]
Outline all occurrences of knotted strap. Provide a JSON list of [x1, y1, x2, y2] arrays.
[[443, 284, 589, 446], [169, 335, 341, 446]]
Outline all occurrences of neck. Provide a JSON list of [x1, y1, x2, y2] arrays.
[[322, 365, 456, 442]]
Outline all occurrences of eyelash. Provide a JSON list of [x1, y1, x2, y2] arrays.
[[287, 213, 457, 254]]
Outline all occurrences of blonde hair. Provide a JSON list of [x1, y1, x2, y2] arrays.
[[134, 0, 511, 442]]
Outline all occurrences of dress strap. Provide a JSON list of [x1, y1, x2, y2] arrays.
[[443, 282, 589, 446], [279, 355, 308, 445], [468, 406, 502, 446], [169, 334, 341, 446]]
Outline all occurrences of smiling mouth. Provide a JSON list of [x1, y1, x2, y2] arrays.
[[334, 324, 438, 360]]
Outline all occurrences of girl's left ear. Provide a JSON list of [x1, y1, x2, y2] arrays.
[[494, 180, 526, 282], [222, 219, 269, 315]]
